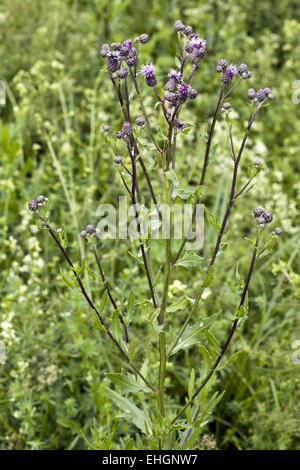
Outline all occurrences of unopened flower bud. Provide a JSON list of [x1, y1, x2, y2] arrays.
[[37, 195, 46, 204], [256, 216, 265, 225], [274, 227, 282, 235], [248, 88, 256, 100], [262, 211, 273, 223], [80, 230, 87, 238], [184, 25, 193, 36], [253, 207, 264, 218], [222, 102, 231, 110], [116, 67, 128, 79], [116, 130, 124, 139], [28, 199, 38, 211], [136, 116, 145, 127], [114, 155, 122, 164], [139, 34, 149, 44], [85, 224, 96, 234], [174, 20, 185, 32], [254, 159, 262, 168]]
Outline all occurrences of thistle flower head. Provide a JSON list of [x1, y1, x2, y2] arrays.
[[253, 207, 264, 218], [139, 33, 149, 44], [274, 227, 283, 236], [217, 59, 227, 72], [85, 224, 96, 234], [187, 86, 198, 99], [256, 88, 272, 102], [164, 92, 177, 103], [174, 118, 186, 132], [221, 64, 237, 84], [262, 210, 273, 223], [122, 121, 133, 137], [189, 34, 207, 49], [114, 155, 123, 164], [116, 67, 128, 79], [136, 116, 145, 127], [28, 199, 38, 211], [100, 43, 110, 57], [254, 158, 262, 168], [168, 69, 182, 82], [37, 195, 46, 204], [174, 20, 185, 32], [248, 88, 256, 100], [177, 83, 189, 102], [184, 25, 193, 36], [140, 63, 157, 87], [140, 63, 155, 77], [111, 42, 122, 51], [107, 53, 120, 73]]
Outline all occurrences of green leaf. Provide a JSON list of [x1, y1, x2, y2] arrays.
[[77, 257, 86, 276], [208, 143, 218, 165], [167, 295, 194, 313], [105, 370, 152, 394], [204, 206, 222, 231], [99, 290, 109, 314], [202, 266, 215, 288], [103, 387, 151, 435], [188, 368, 195, 400], [165, 168, 179, 186], [127, 290, 135, 321], [60, 269, 75, 289], [171, 323, 206, 355], [93, 313, 106, 332], [175, 252, 203, 269]]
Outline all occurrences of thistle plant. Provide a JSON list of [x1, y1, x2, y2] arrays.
[[28, 20, 283, 450]]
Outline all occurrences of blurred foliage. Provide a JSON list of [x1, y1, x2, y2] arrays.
[[0, 0, 299, 450]]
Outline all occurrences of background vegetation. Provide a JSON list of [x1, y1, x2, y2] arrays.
[[0, 0, 299, 450]]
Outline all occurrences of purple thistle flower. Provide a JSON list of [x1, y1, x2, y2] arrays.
[[114, 155, 123, 164], [189, 34, 207, 49], [185, 41, 194, 54], [28, 199, 38, 211], [136, 116, 145, 127], [86, 224, 96, 234], [256, 88, 268, 102], [122, 121, 133, 137], [184, 25, 193, 36], [238, 63, 248, 74], [174, 20, 185, 32], [140, 63, 157, 87], [248, 88, 256, 100], [190, 47, 206, 63], [174, 118, 186, 132], [262, 211, 273, 223], [227, 64, 237, 78], [187, 86, 198, 99], [168, 69, 182, 81], [139, 34, 149, 44], [216, 59, 227, 73], [111, 42, 122, 51], [116, 130, 124, 139], [221, 64, 237, 84], [164, 92, 177, 103], [107, 51, 120, 73], [177, 83, 189, 102], [116, 67, 128, 79], [100, 43, 110, 57]]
